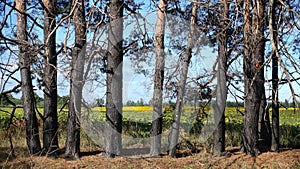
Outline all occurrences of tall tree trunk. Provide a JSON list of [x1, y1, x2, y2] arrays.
[[16, 0, 41, 155], [269, 0, 280, 152], [43, 0, 58, 158], [150, 0, 167, 157], [213, 0, 228, 157], [65, 0, 86, 159], [168, 2, 197, 158], [256, 0, 271, 152], [242, 0, 267, 156], [105, 0, 123, 158]]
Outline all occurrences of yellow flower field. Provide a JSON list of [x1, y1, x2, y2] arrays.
[[91, 106, 153, 112], [1, 106, 299, 127]]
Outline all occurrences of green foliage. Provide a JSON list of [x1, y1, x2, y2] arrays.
[[162, 104, 175, 127], [34, 93, 44, 107], [226, 101, 244, 107], [57, 109, 69, 130], [0, 108, 24, 128], [0, 94, 22, 107], [95, 98, 104, 107], [125, 98, 148, 106], [225, 123, 243, 147], [0, 92, 44, 107], [280, 125, 300, 148], [58, 95, 69, 108], [224, 107, 300, 148], [189, 115, 205, 136], [280, 99, 300, 109], [0, 106, 299, 148], [126, 100, 137, 106]]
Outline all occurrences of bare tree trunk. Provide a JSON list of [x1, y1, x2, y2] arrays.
[[242, 0, 266, 156], [43, 0, 58, 158], [255, 0, 271, 152], [65, 0, 86, 159], [271, 51, 279, 151], [168, 2, 197, 158], [16, 0, 41, 155], [105, 0, 123, 158], [258, 92, 271, 152], [150, 0, 167, 157], [213, 0, 228, 157], [269, 0, 280, 152]]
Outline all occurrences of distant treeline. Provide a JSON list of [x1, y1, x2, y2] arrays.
[[226, 100, 299, 108], [0, 94, 298, 109], [0, 93, 69, 108]]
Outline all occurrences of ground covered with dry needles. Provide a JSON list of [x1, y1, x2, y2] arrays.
[[1, 147, 300, 169]]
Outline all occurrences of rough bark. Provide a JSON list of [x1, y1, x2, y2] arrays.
[[105, 0, 123, 158], [242, 0, 267, 156], [213, 0, 228, 157], [256, 0, 271, 153], [269, 0, 280, 152], [43, 0, 58, 158], [150, 0, 167, 157], [16, 0, 41, 155], [65, 0, 86, 159], [168, 2, 197, 158], [271, 53, 279, 151], [258, 92, 271, 152]]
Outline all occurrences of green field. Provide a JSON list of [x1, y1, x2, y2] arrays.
[[0, 106, 299, 148]]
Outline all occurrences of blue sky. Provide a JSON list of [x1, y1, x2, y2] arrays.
[[0, 1, 299, 105]]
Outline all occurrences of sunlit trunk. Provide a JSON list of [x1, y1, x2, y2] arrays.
[[150, 0, 167, 157], [65, 0, 86, 159], [213, 0, 228, 157], [242, 0, 267, 156], [105, 0, 124, 158], [16, 0, 41, 155], [168, 2, 198, 158]]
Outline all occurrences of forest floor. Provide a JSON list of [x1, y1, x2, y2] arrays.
[[1, 146, 300, 169]]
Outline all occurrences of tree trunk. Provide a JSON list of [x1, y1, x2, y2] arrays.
[[271, 50, 279, 152], [256, 0, 271, 153], [65, 0, 86, 159], [213, 38, 227, 157], [269, 0, 280, 152], [16, 0, 41, 155], [258, 92, 271, 152], [105, 0, 123, 158], [168, 2, 197, 158], [242, 0, 267, 156], [213, 0, 228, 157], [43, 0, 58, 158], [150, 0, 167, 157]]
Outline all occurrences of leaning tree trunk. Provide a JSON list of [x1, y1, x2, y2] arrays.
[[65, 0, 86, 159], [16, 0, 41, 155], [168, 2, 197, 158], [269, 0, 280, 152], [150, 0, 167, 157], [213, 0, 228, 157], [242, 0, 267, 156], [43, 0, 58, 158], [105, 0, 123, 158]]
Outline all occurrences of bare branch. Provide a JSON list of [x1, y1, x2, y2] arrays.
[[1, 1, 44, 29], [0, 84, 21, 95]]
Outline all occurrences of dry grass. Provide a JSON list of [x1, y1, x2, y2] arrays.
[[1, 145, 300, 169], [1, 106, 299, 169]]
